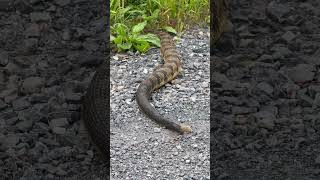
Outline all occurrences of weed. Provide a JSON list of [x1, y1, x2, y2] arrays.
[[110, 0, 209, 53]]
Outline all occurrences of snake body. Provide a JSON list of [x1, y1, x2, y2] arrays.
[[136, 32, 192, 134], [82, 59, 109, 157]]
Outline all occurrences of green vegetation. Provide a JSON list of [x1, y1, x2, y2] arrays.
[[110, 0, 209, 53]]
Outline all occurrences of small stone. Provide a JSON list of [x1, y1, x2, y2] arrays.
[[30, 0, 41, 4], [24, 23, 40, 37], [153, 127, 161, 133], [30, 12, 51, 22], [50, 118, 69, 127], [239, 39, 254, 47], [313, 93, 320, 109], [12, 97, 30, 111], [21, 76, 44, 94], [232, 106, 256, 114], [201, 81, 209, 88], [0, 99, 7, 110], [190, 95, 197, 102], [281, 31, 296, 43], [257, 118, 275, 130], [54, 0, 71, 6], [24, 38, 38, 50], [257, 82, 273, 95], [3, 134, 20, 148], [5, 62, 19, 74], [62, 29, 71, 41], [315, 155, 320, 165], [287, 64, 315, 83], [65, 93, 82, 104], [16, 119, 33, 131], [258, 54, 273, 62], [0, 50, 9, 66], [266, 1, 290, 22], [52, 127, 66, 135]]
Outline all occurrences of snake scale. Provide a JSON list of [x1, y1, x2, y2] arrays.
[[136, 31, 192, 134], [82, 58, 110, 157]]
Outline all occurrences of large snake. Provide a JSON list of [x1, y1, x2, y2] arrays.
[[82, 0, 230, 154], [136, 31, 192, 134]]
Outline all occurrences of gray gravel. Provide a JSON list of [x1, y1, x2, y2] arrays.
[[110, 28, 210, 179]]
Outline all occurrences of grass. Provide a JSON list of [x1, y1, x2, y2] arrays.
[[110, 0, 209, 53]]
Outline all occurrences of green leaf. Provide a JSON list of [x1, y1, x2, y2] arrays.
[[163, 26, 177, 34], [138, 34, 160, 47], [113, 36, 123, 45], [134, 41, 150, 53], [115, 24, 128, 36], [117, 42, 132, 51], [132, 21, 147, 34], [118, 6, 132, 16]]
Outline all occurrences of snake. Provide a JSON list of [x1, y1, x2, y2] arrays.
[[81, 0, 231, 155], [136, 31, 192, 134]]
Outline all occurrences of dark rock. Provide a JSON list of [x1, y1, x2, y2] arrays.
[[21, 76, 44, 94], [78, 53, 104, 66], [315, 155, 320, 165], [287, 64, 315, 83], [232, 106, 257, 115], [3, 134, 19, 149], [50, 118, 69, 128], [239, 39, 254, 48], [4, 62, 20, 74], [257, 82, 274, 95], [62, 29, 71, 41], [74, 28, 90, 39], [254, 110, 276, 130], [0, 50, 9, 66], [55, 0, 71, 6], [24, 23, 40, 37], [29, 94, 49, 103], [24, 38, 39, 51], [16, 119, 33, 131], [257, 54, 273, 62], [83, 39, 99, 52], [266, 1, 291, 23], [51, 127, 66, 135], [305, 48, 320, 65], [0, 0, 13, 11], [30, 12, 51, 22], [29, 0, 41, 4], [12, 97, 30, 111], [281, 31, 296, 44], [0, 99, 7, 110], [65, 92, 82, 104]]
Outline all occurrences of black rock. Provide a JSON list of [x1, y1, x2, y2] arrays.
[[0, 50, 9, 66], [30, 12, 51, 22]]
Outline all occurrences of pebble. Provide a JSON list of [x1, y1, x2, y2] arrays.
[[287, 64, 315, 83], [0, 50, 9, 66], [21, 76, 44, 94], [30, 12, 51, 22]]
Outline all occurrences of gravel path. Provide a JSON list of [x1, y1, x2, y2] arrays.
[[110, 29, 210, 179], [211, 0, 320, 179]]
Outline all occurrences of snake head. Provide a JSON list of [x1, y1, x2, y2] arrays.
[[180, 124, 192, 134]]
